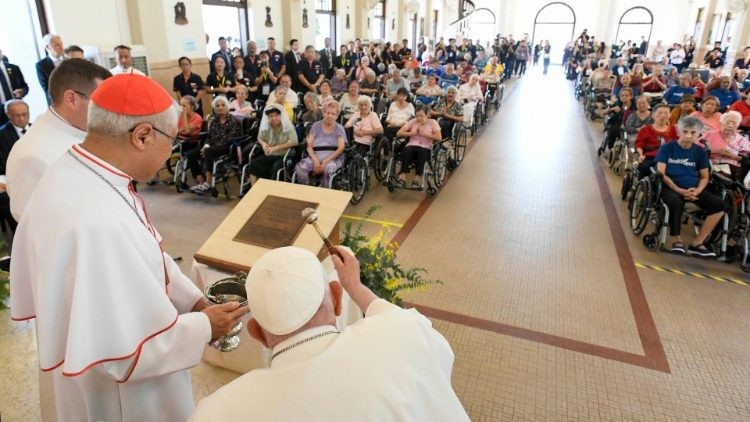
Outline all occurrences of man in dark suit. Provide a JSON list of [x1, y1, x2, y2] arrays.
[[284, 39, 303, 92], [0, 99, 29, 233], [319, 37, 335, 79], [0, 50, 29, 125], [36, 34, 66, 105], [210, 36, 233, 74]]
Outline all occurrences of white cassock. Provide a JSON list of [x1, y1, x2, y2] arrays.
[[6, 108, 86, 221], [191, 299, 470, 422], [11, 144, 211, 422]]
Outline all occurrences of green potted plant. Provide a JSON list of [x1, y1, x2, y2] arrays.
[[341, 206, 440, 305]]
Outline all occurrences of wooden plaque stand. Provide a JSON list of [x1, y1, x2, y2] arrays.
[[194, 179, 352, 273]]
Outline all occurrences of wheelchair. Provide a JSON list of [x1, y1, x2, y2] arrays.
[[585, 89, 611, 121], [291, 139, 374, 206], [597, 109, 625, 157], [483, 82, 504, 116], [574, 76, 590, 101], [200, 116, 257, 199], [631, 170, 738, 264], [172, 134, 205, 193], [608, 132, 637, 177], [382, 137, 450, 197]]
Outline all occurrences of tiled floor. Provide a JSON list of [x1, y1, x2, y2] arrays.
[[2, 65, 750, 421]]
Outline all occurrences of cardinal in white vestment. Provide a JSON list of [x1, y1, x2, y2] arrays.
[[10, 74, 248, 422], [191, 246, 470, 421]]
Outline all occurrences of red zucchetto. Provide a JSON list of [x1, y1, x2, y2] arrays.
[[91, 74, 173, 116]]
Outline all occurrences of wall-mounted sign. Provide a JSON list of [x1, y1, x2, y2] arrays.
[[183, 38, 197, 52]]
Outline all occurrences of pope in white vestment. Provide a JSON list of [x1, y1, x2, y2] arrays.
[[10, 74, 246, 421], [191, 246, 470, 421]]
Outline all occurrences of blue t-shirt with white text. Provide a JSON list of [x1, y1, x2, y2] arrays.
[[655, 141, 709, 189]]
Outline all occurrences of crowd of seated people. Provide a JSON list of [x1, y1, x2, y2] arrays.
[[1, 30, 512, 220], [576, 32, 750, 259]]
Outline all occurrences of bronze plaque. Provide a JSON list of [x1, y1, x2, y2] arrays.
[[233, 196, 318, 249]]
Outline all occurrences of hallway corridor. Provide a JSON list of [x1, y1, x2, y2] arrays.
[[394, 68, 750, 420]]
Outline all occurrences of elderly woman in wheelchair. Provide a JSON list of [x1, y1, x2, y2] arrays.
[[414, 74, 443, 106], [431, 86, 464, 140], [394, 105, 443, 190], [703, 110, 750, 181], [294, 100, 347, 187], [635, 104, 678, 178], [344, 96, 384, 156], [246, 104, 298, 186], [187, 95, 241, 194], [655, 116, 725, 256]]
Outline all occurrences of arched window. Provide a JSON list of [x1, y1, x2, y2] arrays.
[[532, 2, 576, 63], [369, 1, 386, 41], [615, 7, 653, 47], [315, 0, 336, 50]]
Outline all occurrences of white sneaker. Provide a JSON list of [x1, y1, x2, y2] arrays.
[[190, 182, 209, 193]]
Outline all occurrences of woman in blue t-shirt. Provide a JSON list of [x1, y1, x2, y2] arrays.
[[655, 116, 725, 257]]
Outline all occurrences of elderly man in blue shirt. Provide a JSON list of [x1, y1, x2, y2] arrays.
[[707, 76, 740, 111]]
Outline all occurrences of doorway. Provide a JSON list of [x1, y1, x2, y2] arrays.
[[531, 2, 576, 65]]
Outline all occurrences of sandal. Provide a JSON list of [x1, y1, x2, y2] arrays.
[[670, 242, 686, 255], [687, 243, 716, 258]]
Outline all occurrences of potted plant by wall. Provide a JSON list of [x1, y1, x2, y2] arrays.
[[341, 206, 440, 305]]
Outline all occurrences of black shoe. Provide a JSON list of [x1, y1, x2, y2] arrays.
[[687, 244, 716, 258], [670, 242, 686, 255]]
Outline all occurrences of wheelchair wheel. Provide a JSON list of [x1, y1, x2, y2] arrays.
[[629, 179, 651, 235], [608, 142, 621, 170], [373, 138, 391, 182], [164, 154, 179, 176], [434, 148, 448, 187], [643, 234, 658, 251], [426, 187, 438, 197], [598, 129, 609, 156], [210, 187, 219, 198], [707, 189, 737, 254], [453, 129, 467, 164], [621, 173, 633, 201], [348, 155, 368, 205], [739, 235, 750, 273]]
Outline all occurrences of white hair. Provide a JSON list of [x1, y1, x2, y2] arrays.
[[235, 84, 249, 96], [357, 96, 373, 109], [211, 95, 230, 110], [3, 99, 28, 114], [87, 101, 180, 138], [720, 110, 742, 124], [42, 34, 61, 47]]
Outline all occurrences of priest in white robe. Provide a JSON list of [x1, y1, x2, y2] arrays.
[[191, 246, 470, 421], [6, 58, 111, 221], [10, 74, 248, 422]]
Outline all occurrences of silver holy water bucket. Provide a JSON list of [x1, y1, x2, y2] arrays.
[[204, 272, 248, 352]]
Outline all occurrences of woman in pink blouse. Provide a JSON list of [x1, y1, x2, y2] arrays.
[[229, 85, 256, 119], [396, 105, 442, 189], [703, 110, 750, 180], [690, 96, 722, 134], [344, 96, 384, 155]]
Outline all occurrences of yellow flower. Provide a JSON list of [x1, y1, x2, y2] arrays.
[[384, 278, 400, 290]]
